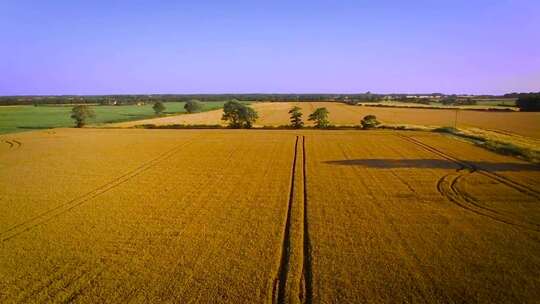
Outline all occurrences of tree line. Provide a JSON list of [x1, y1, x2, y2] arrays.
[[71, 100, 382, 129], [1, 94, 384, 105], [3, 93, 530, 108], [70, 100, 204, 127], [219, 101, 380, 129]]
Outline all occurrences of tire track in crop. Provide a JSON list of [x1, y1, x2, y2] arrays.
[[451, 174, 540, 230], [1, 139, 21, 150], [2, 139, 13, 148], [301, 136, 313, 304], [273, 136, 312, 304], [398, 134, 540, 232], [436, 171, 539, 231], [0, 138, 198, 242], [273, 136, 298, 304], [12, 139, 22, 148], [397, 134, 540, 199]]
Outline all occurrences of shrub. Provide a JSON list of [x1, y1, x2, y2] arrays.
[[153, 101, 166, 115], [360, 115, 380, 129], [70, 105, 95, 128], [184, 100, 202, 113]]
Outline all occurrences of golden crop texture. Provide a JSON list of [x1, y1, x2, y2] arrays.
[[1, 128, 539, 303], [114, 102, 540, 139]]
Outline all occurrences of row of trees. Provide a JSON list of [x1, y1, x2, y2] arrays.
[[286, 106, 380, 129], [70, 100, 205, 127], [6, 92, 534, 107], [152, 100, 203, 115], [220, 102, 380, 129], [71, 100, 381, 129], [1, 94, 386, 106]]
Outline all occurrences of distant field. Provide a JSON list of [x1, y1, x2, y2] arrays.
[[362, 99, 517, 110], [1, 128, 539, 302], [0, 102, 227, 134], [116, 102, 540, 139]]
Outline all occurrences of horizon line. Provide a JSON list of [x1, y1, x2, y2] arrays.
[[1, 91, 534, 98]]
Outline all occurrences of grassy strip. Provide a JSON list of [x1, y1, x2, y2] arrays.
[[379, 124, 539, 163], [431, 127, 540, 163], [0, 102, 229, 134]]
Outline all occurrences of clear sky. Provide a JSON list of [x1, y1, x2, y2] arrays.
[[1, 0, 538, 95]]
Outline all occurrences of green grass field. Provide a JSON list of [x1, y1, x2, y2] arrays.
[[0, 102, 228, 134]]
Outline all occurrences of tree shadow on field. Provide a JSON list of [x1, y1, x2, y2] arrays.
[[325, 159, 540, 172]]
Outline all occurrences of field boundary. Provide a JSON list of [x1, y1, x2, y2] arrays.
[[0, 138, 198, 242]]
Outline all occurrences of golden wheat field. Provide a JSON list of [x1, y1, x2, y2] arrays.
[[1, 128, 540, 303], [114, 102, 540, 139]]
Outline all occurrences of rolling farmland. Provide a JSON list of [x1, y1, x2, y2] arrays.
[[0, 102, 228, 134], [1, 128, 539, 303], [114, 102, 540, 139]]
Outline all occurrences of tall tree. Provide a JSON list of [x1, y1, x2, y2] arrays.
[[308, 107, 330, 128], [221, 100, 258, 128], [70, 105, 95, 128], [184, 100, 203, 113], [288, 106, 304, 128], [153, 101, 166, 115]]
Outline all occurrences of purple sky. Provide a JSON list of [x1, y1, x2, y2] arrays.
[[1, 0, 539, 95]]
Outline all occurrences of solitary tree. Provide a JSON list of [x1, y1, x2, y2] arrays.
[[360, 115, 380, 129], [288, 106, 304, 128], [153, 101, 166, 115], [184, 100, 203, 113], [308, 107, 329, 128], [221, 100, 258, 128], [70, 105, 95, 128]]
